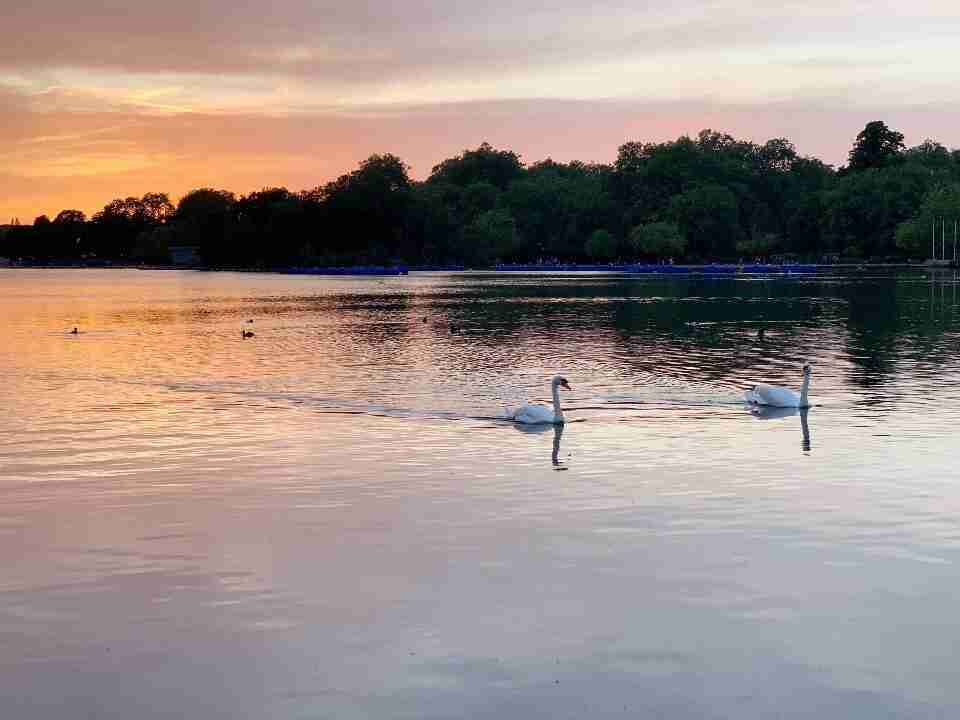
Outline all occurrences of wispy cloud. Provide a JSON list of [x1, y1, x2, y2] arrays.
[[3, 2, 959, 103], [16, 124, 138, 146]]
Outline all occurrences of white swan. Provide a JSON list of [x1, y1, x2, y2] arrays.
[[509, 375, 571, 424], [744, 363, 811, 408]]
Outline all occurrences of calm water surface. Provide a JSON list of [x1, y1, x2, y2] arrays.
[[3, 268, 960, 719]]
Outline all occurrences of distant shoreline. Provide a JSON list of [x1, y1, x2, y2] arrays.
[[1, 261, 948, 273]]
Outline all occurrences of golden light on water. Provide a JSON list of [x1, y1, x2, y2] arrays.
[[4, 269, 960, 717]]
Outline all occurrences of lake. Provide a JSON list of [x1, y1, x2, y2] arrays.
[[2, 268, 960, 719]]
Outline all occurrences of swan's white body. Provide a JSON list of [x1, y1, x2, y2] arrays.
[[745, 364, 811, 408], [509, 376, 570, 425]]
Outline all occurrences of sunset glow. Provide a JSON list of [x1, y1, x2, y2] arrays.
[[3, 1, 959, 220]]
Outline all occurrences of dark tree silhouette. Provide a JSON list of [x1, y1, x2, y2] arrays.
[[848, 121, 906, 172], [5, 126, 960, 267]]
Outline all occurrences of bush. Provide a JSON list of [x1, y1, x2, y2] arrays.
[[736, 233, 779, 257], [463, 209, 517, 265], [629, 221, 685, 258], [585, 229, 617, 260]]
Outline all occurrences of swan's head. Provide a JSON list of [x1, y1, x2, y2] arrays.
[[552, 375, 571, 391], [802, 362, 812, 377]]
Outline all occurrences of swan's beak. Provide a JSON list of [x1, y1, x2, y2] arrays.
[[561, 382, 571, 391]]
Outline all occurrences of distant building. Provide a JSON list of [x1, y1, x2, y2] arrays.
[[169, 245, 201, 267]]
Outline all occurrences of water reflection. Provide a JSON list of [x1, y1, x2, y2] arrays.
[[7, 269, 960, 720], [511, 422, 567, 469], [748, 404, 813, 452], [429, 271, 960, 393], [552, 424, 565, 468]]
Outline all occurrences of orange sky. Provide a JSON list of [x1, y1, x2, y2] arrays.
[[2, 1, 959, 222]]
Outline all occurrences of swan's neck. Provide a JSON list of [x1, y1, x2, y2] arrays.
[[552, 383, 564, 422], [799, 373, 811, 407]]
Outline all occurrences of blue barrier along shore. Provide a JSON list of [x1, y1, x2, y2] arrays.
[[275, 263, 818, 276], [282, 265, 409, 276], [493, 263, 818, 275]]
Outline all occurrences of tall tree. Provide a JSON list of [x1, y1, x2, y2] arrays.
[[141, 193, 174, 224], [847, 121, 905, 172], [50, 210, 87, 258], [429, 142, 524, 190], [234, 187, 307, 266], [173, 188, 237, 266], [53, 210, 86, 225], [319, 154, 412, 262], [822, 165, 927, 257], [670, 184, 741, 258]]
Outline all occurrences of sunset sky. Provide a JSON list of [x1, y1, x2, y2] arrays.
[[3, 1, 959, 222]]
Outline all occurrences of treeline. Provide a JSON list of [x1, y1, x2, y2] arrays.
[[3, 121, 960, 267]]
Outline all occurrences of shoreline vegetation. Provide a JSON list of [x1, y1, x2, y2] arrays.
[[1, 261, 942, 276], [3, 122, 959, 270]]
